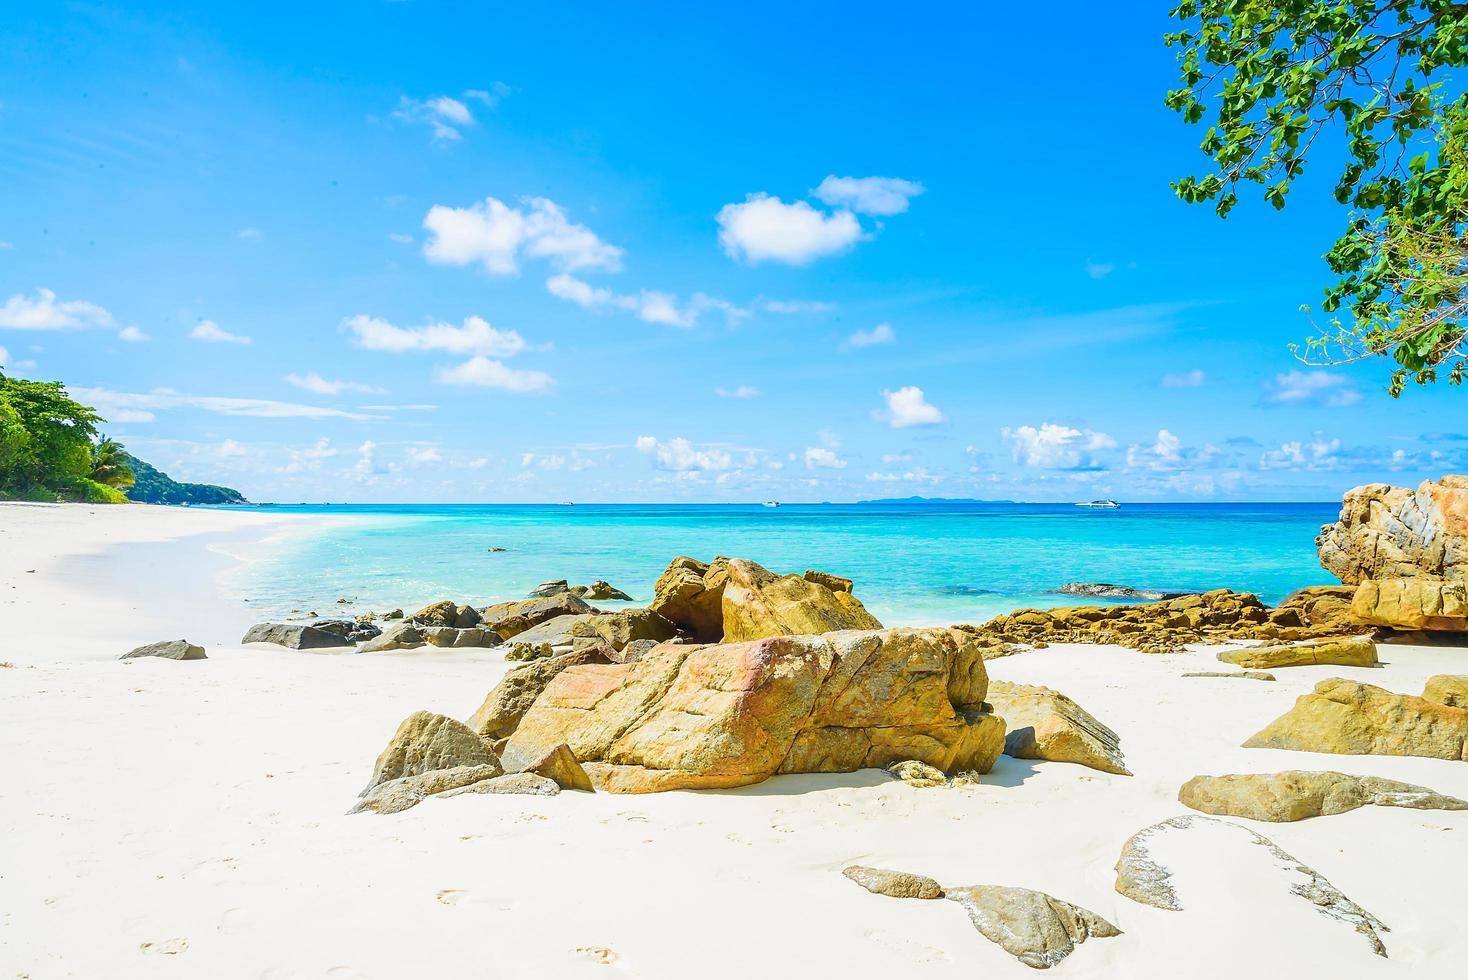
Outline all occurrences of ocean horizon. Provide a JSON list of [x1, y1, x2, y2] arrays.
[[225, 500, 1342, 626]]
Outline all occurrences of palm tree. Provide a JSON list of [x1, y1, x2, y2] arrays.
[[90, 437, 135, 490]]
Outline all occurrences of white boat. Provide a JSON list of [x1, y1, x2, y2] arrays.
[[1075, 499, 1120, 508], [762, 501, 781, 508]]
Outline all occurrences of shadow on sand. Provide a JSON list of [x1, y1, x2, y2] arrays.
[[695, 753, 1042, 797]]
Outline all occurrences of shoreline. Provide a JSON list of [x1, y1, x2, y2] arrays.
[[1, 505, 1465, 977]]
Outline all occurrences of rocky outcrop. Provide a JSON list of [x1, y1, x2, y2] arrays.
[[479, 593, 595, 640], [584, 580, 633, 601], [1317, 476, 1468, 585], [1243, 678, 1468, 761], [1216, 635, 1378, 670], [350, 764, 503, 815], [356, 621, 500, 652], [518, 742, 593, 791], [985, 680, 1129, 775], [312, 618, 381, 643], [1179, 770, 1468, 821], [467, 647, 613, 741], [1114, 814, 1388, 956], [411, 600, 480, 629], [1423, 674, 1468, 709], [1350, 577, 1468, 631], [361, 711, 501, 796], [961, 588, 1365, 655], [842, 865, 944, 899], [945, 885, 1121, 970], [501, 628, 1004, 793], [242, 623, 352, 650], [650, 556, 730, 641], [507, 608, 678, 652], [121, 639, 206, 661]]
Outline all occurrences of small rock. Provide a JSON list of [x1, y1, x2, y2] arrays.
[[120, 639, 206, 661], [986, 680, 1129, 775], [1182, 670, 1276, 681], [350, 764, 503, 815], [886, 760, 948, 787], [842, 865, 943, 899], [1216, 635, 1378, 670], [520, 742, 594, 791], [945, 884, 1121, 969], [1178, 770, 1468, 822], [528, 579, 572, 598], [584, 579, 634, 601], [505, 641, 554, 662], [439, 771, 561, 798]]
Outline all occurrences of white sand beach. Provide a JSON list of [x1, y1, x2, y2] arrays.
[[2, 503, 1466, 979]]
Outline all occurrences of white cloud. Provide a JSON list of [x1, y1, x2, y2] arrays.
[[118, 325, 150, 342], [343, 314, 529, 357], [716, 194, 862, 265], [1161, 368, 1206, 388], [387, 232, 414, 245], [0, 344, 7, 366], [72, 387, 375, 421], [877, 386, 946, 428], [422, 196, 622, 275], [635, 435, 732, 472], [1125, 429, 1186, 470], [1264, 370, 1361, 407], [547, 274, 746, 328], [865, 467, 942, 484], [761, 299, 835, 314], [0, 288, 115, 330], [881, 452, 913, 464], [285, 372, 386, 396], [812, 175, 924, 215], [1002, 422, 1116, 469], [846, 322, 895, 348], [281, 437, 338, 473], [436, 356, 553, 393], [190, 320, 252, 344], [716, 385, 760, 399], [1085, 260, 1116, 279], [218, 439, 246, 457], [1260, 437, 1343, 471], [237, 227, 262, 240], [405, 446, 442, 465], [392, 93, 477, 141], [803, 446, 847, 469], [360, 403, 437, 412]]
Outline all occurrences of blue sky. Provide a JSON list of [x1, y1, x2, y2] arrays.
[[1, 2, 1462, 502]]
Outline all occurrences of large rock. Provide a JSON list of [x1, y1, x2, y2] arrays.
[[528, 579, 572, 598], [1178, 770, 1468, 821], [842, 865, 944, 899], [1216, 635, 1378, 670], [649, 556, 728, 641], [120, 639, 206, 661], [720, 558, 882, 642], [350, 764, 503, 815], [502, 628, 1004, 793], [1317, 476, 1468, 584], [1114, 814, 1387, 956], [242, 623, 352, 650], [944, 885, 1121, 970], [1350, 577, 1468, 631], [357, 622, 424, 652], [1243, 678, 1468, 761], [479, 593, 595, 640], [466, 647, 613, 741], [1423, 674, 1468, 709], [361, 711, 501, 796], [985, 680, 1129, 775], [507, 609, 677, 652]]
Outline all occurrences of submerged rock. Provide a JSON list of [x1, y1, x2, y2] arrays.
[[241, 623, 352, 650], [121, 639, 206, 661], [842, 865, 943, 899], [986, 680, 1129, 775], [1216, 635, 1378, 670], [1053, 582, 1190, 600], [1243, 678, 1468, 761], [944, 885, 1121, 970], [502, 628, 1004, 793], [1178, 770, 1468, 822], [584, 580, 634, 601], [361, 710, 500, 796], [528, 580, 572, 598], [350, 764, 503, 815], [1114, 814, 1388, 956]]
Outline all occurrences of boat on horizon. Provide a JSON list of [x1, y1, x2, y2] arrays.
[[1075, 499, 1121, 508], [762, 501, 781, 508]]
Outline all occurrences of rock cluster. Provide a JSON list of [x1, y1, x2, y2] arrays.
[[1243, 678, 1468, 761], [499, 628, 1004, 793], [1317, 476, 1468, 632], [528, 579, 634, 601], [961, 586, 1361, 654], [1178, 770, 1468, 822]]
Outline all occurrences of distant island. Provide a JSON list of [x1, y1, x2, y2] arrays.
[[857, 496, 1018, 505], [122, 453, 248, 506]]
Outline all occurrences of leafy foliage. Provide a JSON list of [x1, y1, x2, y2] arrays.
[[90, 436, 136, 489], [1167, 0, 1468, 393], [0, 369, 124, 502], [122, 452, 247, 505]]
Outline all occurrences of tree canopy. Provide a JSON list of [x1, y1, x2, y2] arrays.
[[0, 370, 127, 502], [1167, 0, 1468, 394]]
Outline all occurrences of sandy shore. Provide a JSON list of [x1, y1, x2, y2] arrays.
[[1, 504, 1465, 978]]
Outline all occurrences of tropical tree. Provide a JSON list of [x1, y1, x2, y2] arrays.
[[0, 370, 126, 502], [90, 436, 135, 490], [1166, 1, 1468, 394]]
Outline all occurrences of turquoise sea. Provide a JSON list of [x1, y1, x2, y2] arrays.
[[224, 502, 1342, 627]]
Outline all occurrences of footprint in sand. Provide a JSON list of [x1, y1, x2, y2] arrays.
[[436, 889, 468, 906], [574, 946, 618, 965], [140, 938, 189, 956], [864, 929, 950, 963]]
